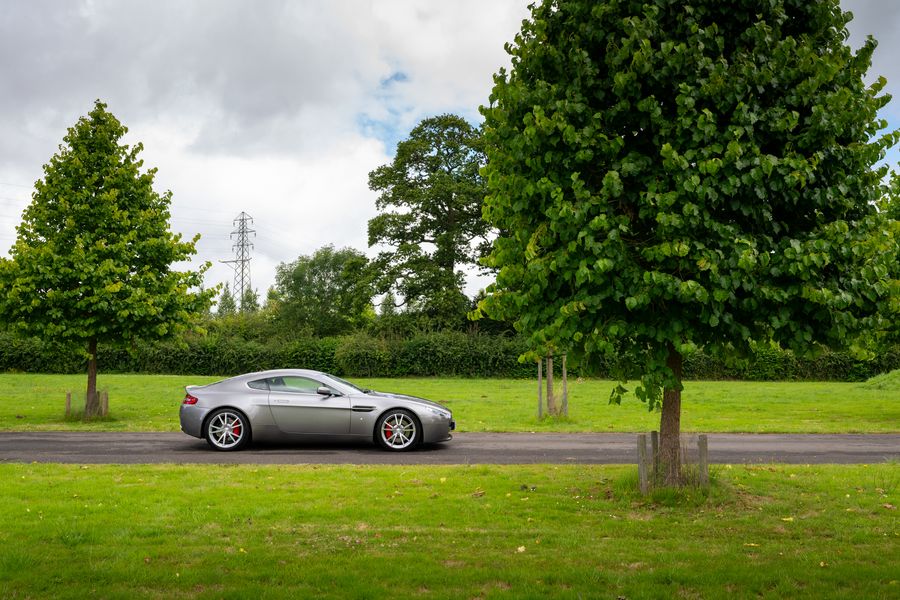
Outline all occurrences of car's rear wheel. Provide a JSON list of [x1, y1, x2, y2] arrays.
[[375, 409, 420, 451], [204, 408, 250, 451]]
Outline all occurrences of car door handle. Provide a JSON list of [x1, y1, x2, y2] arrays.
[[273, 398, 289, 404]]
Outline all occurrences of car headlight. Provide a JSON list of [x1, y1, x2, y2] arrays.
[[428, 407, 451, 419]]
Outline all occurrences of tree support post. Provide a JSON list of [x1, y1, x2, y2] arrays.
[[561, 354, 568, 417], [698, 434, 709, 487], [637, 434, 649, 495], [537, 359, 543, 419], [546, 355, 556, 416]]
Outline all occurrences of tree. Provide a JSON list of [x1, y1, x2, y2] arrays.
[[368, 114, 491, 329], [477, 0, 899, 484], [241, 287, 260, 313], [274, 245, 373, 336], [217, 283, 237, 317], [264, 286, 283, 311], [0, 101, 213, 416]]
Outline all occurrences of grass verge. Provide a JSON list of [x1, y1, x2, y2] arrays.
[[1, 463, 896, 598], [0, 373, 897, 433]]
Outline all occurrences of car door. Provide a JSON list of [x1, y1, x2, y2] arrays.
[[267, 375, 351, 435]]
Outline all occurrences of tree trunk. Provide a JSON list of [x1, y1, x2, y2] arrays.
[[85, 337, 100, 418], [546, 355, 557, 416], [658, 344, 683, 486]]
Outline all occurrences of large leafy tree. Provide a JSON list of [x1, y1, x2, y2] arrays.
[[0, 101, 213, 416], [478, 0, 899, 483], [274, 245, 373, 336], [368, 114, 491, 329]]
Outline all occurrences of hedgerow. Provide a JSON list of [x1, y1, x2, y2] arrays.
[[0, 330, 896, 381]]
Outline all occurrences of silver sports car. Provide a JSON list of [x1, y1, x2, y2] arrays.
[[179, 369, 455, 451]]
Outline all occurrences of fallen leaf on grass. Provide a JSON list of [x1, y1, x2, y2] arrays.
[[516, 546, 526, 553], [743, 543, 760, 547], [781, 517, 794, 522], [472, 489, 485, 498], [883, 503, 896, 510]]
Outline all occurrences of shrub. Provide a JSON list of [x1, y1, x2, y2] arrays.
[[334, 334, 392, 377], [741, 345, 798, 381]]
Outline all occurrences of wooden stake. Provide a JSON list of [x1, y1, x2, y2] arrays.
[[637, 434, 649, 495], [546, 355, 556, 416], [65, 391, 71, 418], [561, 354, 568, 417], [650, 430, 659, 478], [100, 390, 109, 417], [537, 359, 543, 419], [698, 434, 709, 487]]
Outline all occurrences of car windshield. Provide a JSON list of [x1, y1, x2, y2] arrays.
[[326, 373, 371, 394]]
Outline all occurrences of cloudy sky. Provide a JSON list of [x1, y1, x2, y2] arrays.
[[1, 0, 898, 301]]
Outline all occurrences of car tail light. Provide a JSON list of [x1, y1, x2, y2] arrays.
[[183, 393, 199, 405]]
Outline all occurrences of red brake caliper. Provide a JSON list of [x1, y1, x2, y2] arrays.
[[232, 425, 241, 436], [384, 423, 393, 440]]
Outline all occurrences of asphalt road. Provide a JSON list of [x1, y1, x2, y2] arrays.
[[0, 431, 897, 465]]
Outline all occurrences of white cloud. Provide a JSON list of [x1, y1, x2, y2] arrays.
[[0, 0, 530, 296], [2, 0, 897, 300]]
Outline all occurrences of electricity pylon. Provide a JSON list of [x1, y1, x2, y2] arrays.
[[220, 212, 255, 312]]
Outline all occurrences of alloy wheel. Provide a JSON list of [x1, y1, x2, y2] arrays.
[[207, 410, 246, 450], [379, 412, 417, 450]]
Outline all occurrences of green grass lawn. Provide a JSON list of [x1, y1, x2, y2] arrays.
[[0, 372, 897, 433], [0, 463, 896, 598]]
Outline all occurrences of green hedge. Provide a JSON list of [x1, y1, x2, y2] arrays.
[[0, 331, 897, 381]]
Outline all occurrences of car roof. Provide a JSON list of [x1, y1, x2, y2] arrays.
[[228, 369, 332, 384], [243, 368, 325, 379]]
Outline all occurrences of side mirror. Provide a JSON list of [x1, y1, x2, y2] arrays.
[[317, 386, 336, 397]]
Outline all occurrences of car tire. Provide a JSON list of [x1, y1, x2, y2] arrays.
[[204, 408, 251, 451], [375, 409, 421, 451]]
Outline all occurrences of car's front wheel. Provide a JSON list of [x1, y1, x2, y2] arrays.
[[375, 409, 420, 451], [204, 408, 250, 451]]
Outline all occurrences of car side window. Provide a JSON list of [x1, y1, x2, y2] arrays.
[[268, 376, 321, 394], [248, 379, 269, 391]]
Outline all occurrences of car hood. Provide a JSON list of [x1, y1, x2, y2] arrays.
[[366, 390, 450, 412]]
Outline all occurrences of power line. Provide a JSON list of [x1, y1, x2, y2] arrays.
[[219, 212, 255, 312]]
